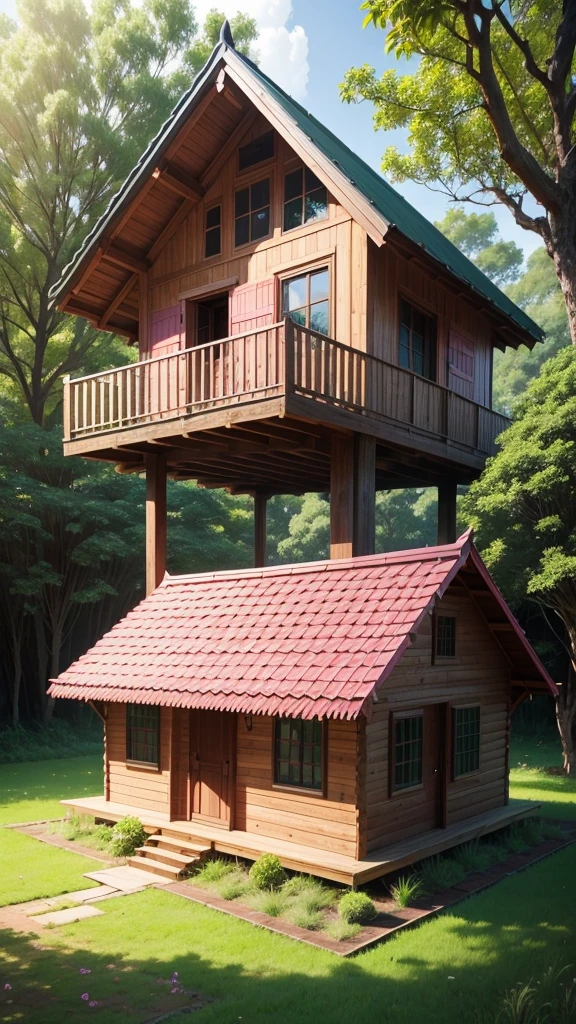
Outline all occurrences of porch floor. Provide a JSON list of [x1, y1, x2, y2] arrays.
[[61, 796, 538, 886]]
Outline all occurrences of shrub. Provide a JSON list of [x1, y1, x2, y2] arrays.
[[107, 816, 147, 857], [452, 840, 492, 874], [284, 879, 335, 912], [248, 854, 286, 890], [501, 824, 529, 854], [247, 890, 288, 917], [480, 843, 509, 865], [323, 918, 362, 942], [338, 890, 377, 924], [194, 858, 234, 887], [287, 904, 325, 930], [518, 817, 545, 846], [216, 871, 250, 901], [389, 874, 425, 909], [418, 856, 466, 893], [282, 874, 320, 898]]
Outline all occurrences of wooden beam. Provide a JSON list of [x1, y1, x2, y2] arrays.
[[152, 165, 205, 202], [102, 242, 150, 275], [354, 434, 376, 557], [330, 434, 354, 560], [146, 453, 167, 596], [100, 273, 138, 330], [437, 480, 458, 545], [139, 271, 149, 356], [253, 491, 269, 568], [147, 199, 195, 263]]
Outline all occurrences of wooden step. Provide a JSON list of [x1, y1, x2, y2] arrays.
[[135, 846, 199, 868], [128, 855, 183, 880], [148, 835, 211, 856]]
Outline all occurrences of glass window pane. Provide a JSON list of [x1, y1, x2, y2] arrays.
[[285, 169, 303, 202], [251, 178, 269, 210], [239, 130, 274, 170], [206, 205, 221, 229], [284, 275, 307, 312], [274, 716, 322, 790], [235, 215, 249, 247], [235, 187, 249, 217], [310, 269, 329, 303], [304, 188, 328, 223], [310, 300, 329, 334], [205, 226, 220, 258], [251, 207, 270, 240], [289, 308, 307, 326], [284, 196, 303, 231], [305, 167, 323, 193]]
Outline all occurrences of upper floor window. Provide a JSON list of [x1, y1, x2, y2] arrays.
[[282, 267, 329, 334], [274, 716, 323, 790], [283, 166, 328, 231], [436, 615, 456, 658], [399, 299, 436, 380], [239, 131, 274, 171], [235, 178, 270, 247], [126, 704, 160, 767], [204, 205, 221, 259], [453, 705, 480, 777]]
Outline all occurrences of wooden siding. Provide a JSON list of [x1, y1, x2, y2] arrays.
[[362, 587, 510, 855], [106, 703, 171, 814], [367, 241, 494, 407], [234, 713, 359, 858]]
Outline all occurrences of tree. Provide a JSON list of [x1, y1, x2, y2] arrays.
[[461, 348, 576, 773], [434, 207, 523, 285], [341, 1, 576, 342], [0, 0, 257, 426]]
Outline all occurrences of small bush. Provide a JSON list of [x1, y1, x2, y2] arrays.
[[247, 890, 288, 917], [285, 880, 335, 912], [323, 918, 362, 942], [453, 840, 492, 874], [338, 890, 377, 924], [501, 824, 529, 854], [216, 871, 250, 901], [390, 874, 425, 909], [248, 854, 286, 890], [518, 817, 545, 846], [418, 856, 466, 893], [107, 816, 147, 857], [194, 858, 235, 887], [282, 874, 320, 898]]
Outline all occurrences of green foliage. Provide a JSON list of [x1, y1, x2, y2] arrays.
[[338, 890, 378, 924], [323, 917, 362, 941], [52, 815, 112, 852], [286, 904, 325, 930], [185, 9, 257, 75], [452, 840, 493, 874], [193, 858, 235, 886], [216, 870, 251, 902], [0, 717, 102, 763], [281, 877, 335, 911], [434, 208, 523, 287], [417, 855, 466, 893], [389, 874, 425, 908], [248, 854, 286, 891], [107, 816, 147, 857], [476, 961, 576, 1024], [247, 889, 288, 917]]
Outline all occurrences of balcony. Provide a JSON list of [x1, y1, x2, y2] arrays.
[[63, 319, 509, 475]]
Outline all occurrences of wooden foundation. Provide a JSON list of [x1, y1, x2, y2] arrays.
[[146, 453, 167, 595], [437, 480, 458, 545], [330, 433, 376, 559], [253, 491, 268, 568]]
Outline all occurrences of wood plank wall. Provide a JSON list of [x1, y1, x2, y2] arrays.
[[362, 587, 510, 855], [367, 241, 493, 406], [148, 118, 366, 352], [106, 703, 171, 814], [234, 714, 360, 858]]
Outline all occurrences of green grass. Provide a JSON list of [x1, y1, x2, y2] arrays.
[[0, 829, 101, 907], [0, 733, 574, 1023], [0, 754, 103, 824], [0, 719, 103, 764]]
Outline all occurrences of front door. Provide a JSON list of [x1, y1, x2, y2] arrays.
[[187, 293, 230, 404], [189, 710, 235, 828]]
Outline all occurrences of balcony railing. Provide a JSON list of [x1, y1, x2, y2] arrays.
[[63, 318, 510, 456]]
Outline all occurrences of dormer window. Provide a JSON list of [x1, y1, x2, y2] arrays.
[[239, 131, 274, 171], [284, 167, 327, 231], [235, 178, 270, 247], [204, 205, 221, 258]]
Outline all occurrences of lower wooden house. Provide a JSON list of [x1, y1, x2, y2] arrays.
[[50, 533, 555, 885]]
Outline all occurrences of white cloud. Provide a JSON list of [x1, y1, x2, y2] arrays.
[[193, 0, 309, 100]]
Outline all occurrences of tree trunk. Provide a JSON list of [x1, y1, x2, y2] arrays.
[[11, 644, 22, 727], [556, 702, 575, 775], [33, 608, 49, 720], [42, 620, 63, 726], [550, 206, 576, 345]]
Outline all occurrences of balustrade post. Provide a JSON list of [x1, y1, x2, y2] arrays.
[[63, 375, 71, 440], [284, 316, 294, 393]]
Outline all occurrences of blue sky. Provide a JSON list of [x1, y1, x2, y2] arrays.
[[0, 0, 542, 260]]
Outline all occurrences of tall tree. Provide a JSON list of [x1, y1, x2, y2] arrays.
[[341, 1, 576, 342], [434, 208, 523, 286], [462, 348, 576, 773], [0, 0, 257, 426]]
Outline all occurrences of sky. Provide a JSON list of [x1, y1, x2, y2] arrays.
[[0, 0, 542, 260]]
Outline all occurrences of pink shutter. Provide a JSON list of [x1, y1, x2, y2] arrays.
[[146, 304, 185, 416], [229, 280, 275, 334], [448, 330, 475, 400], [149, 305, 182, 357]]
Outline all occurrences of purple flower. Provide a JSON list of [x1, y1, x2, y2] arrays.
[[171, 987, 179, 994], [80, 969, 91, 975], [81, 993, 90, 1001], [89, 1001, 98, 1008], [171, 972, 179, 984], [4, 984, 11, 992]]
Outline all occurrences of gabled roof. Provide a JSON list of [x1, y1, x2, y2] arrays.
[[51, 24, 542, 348], [48, 534, 556, 720]]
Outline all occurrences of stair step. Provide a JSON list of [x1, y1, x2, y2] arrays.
[[148, 835, 211, 856], [135, 846, 199, 867], [128, 855, 182, 880]]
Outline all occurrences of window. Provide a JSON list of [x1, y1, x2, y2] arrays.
[[282, 267, 329, 334], [283, 166, 328, 231], [393, 714, 423, 791], [234, 178, 270, 247], [126, 704, 160, 767], [453, 706, 480, 777], [436, 615, 456, 658], [274, 717, 323, 790], [399, 299, 436, 380], [204, 205, 221, 259], [239, 131, 274, 171]]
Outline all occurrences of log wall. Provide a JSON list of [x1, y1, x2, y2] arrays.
[[106, 703, 171, 814]]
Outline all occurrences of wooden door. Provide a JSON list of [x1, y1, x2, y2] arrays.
[[448, 330, 475, 399], [148, 305, 186, 417], [229, 280, 275, 395], [189, 710, 235, 828]]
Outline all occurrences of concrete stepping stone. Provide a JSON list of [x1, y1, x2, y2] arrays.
[[84, 865, 173, 890], [29, 904, 103, 926], [65, 885, 118, 902]]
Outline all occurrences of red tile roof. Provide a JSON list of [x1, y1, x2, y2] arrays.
[[48, 533, 556, 719]]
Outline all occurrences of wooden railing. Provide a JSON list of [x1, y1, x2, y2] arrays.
[[63, 317, 509, 456]]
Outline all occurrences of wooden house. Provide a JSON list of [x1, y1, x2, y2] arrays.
[[48, 25, 555, 884]]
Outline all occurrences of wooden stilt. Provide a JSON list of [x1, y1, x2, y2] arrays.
[[146, 452, 167, 595], [353, 435, 376, 557], [253, 491, 269, 568], [330, 435, 354, 559], [437, 480, 458, 545]]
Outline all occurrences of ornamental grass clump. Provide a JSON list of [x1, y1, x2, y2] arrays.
[[452, 840, 492, 874], [323, 918, 362, 942], [107, 817, 146, 857], [216, 870, 250, 901], [247, 889, 289, 917], [338, 890, 377, 925], [194, 858, 235, 887], [389, 874, 424, 909], [286, 903, 325, 931], [418, 856, 465, 893], [248, 854, 286, 890]]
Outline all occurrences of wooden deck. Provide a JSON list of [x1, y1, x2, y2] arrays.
[[62, 795, 537, 886], [63, 318, 509, 472]]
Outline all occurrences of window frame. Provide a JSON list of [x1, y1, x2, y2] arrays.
[[233, 172, 273, 250], [389, 709, 424, 796], [204, 203, 222, 260], [125, 703, 161, 770], [280, 264, 331, 336], [238, 130, 275, 172], [282, 163, 328, 234], [398, 295, 438, 382], [433, 613, 457, 661], [272, 716, 326, 796], [452, 704, 481, 779]]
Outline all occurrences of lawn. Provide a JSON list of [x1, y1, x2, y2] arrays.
[[0, 830, 101, 907], [0, 737, 574, 1023], [0, 754, 103, 825]]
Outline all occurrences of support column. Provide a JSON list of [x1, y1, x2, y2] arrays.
[[330, 433, 376, 559], [253, 491, 269, 568], [353, 434, 376, 557], [146, 453, 167, 595], [437, 480, 458, 545]]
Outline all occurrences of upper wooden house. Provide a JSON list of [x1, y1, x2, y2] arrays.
[[52, 24, 543, 591]]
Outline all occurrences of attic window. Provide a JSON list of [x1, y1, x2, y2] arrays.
[[284, 167, 327, 231], [234, 178, 270, 246], [238, 130, 274, 171], [436, 615, 456, 658], [204, 205, 221, 258]]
